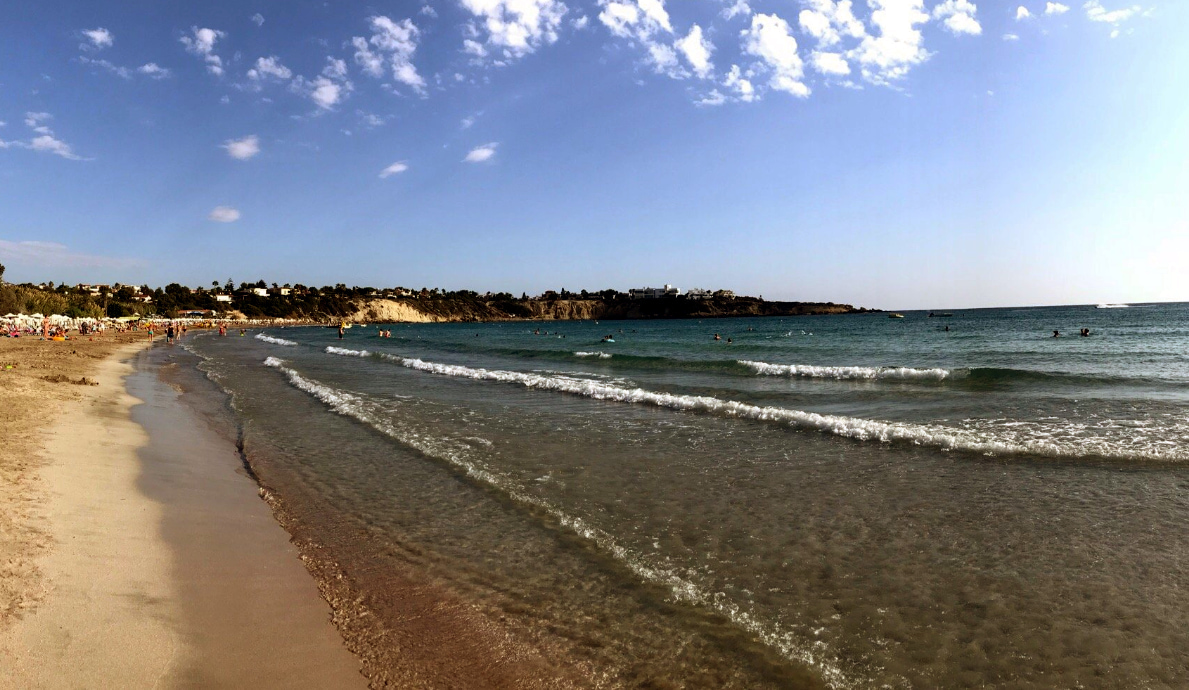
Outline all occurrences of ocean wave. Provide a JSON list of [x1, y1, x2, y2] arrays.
[[326, 345, 370, 357], [255, 333, 298, 346], [324, 346, 1187, 463], [264, 355, 856, 688], [574, 351, 613, 359], [739, 360, 952, 381]]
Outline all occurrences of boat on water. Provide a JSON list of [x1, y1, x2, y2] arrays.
[[888, 313, 905, 319], [1096, 303, 1130, 309], [928, 312, 954, 318]]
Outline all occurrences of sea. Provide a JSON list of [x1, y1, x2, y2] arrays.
[[170, 303, 1189, 688]]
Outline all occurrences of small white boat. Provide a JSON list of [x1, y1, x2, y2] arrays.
[[888, 313, 905, 319]]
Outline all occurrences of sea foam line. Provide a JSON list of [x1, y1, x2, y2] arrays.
[[263, 356, 856, 689], [324, 346, 1183, 463], [255, 333, 298, 346], [738, 360, 952, 381]]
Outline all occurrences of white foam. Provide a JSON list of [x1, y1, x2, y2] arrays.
[[255, 333, 298, 346], [574, 351, 613, 359], [325, 346, 1186, 463], [739, 360, 952, 381], [326, 346, 370, 357], [265, 356, 855, 688]]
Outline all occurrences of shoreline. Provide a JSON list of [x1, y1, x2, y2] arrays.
[[0, 337, 363, 688]]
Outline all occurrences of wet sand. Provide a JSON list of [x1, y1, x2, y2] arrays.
[[0, 336, 363, 688]]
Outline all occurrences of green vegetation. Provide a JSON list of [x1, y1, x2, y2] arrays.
[[0, 279, 871, 321]]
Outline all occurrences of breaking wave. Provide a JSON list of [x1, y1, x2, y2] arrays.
[[574, 351, 613, 359], [263, 356, 856, 688], [323, 347, 1185, 463], [255, 333, 298, 346], [739, 360, 952, 381]]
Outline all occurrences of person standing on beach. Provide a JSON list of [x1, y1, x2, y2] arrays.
[[167, 323, 175, 345]]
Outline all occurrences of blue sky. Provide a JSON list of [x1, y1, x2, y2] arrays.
[[1, 0, 1185, 309]]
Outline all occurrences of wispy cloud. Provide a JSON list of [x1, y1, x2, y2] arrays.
[[0, 240, 140, 268], [1, 112, 88, 160], [251, 13, 265, 27], [379, 161, 409, 178], [208, 206, 241, 222]]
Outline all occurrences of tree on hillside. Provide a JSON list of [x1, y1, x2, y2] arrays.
[[0, 262, 6, 284]]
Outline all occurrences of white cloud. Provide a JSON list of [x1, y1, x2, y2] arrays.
[[855, 0, 931, 86], [742, 13, 809, 98], [25, 112, 52, 134], [379, 161, 410, 177], [247, 56, 292, 80], [696, 89, 727, 106], [722, 0, 752, 20], [29, 135, 83, 160], [420, 5, 438, 18], [462, 115, 477, 128], [724, 64, 756, 101], [464, 39, 489, 58], [464, 142, 499, 162], [180, 26, 226, 76], [599, 0, 670, 39], [222, 134, 260, 160], [811, 51, 851, 75], [1016, 6, 1032, 19], [289, 57, 355, 109], [933, 0, 982, 35], [1045, 2, 1070, 14], [81, 28, 114, 50], [1083, 1, 1141, 24], [208, 206, 241, 222], [676, 24, 714, 78], [308, 78, 346, 108], [79, 56, 132, 79], [354, 16, 426, 94], [647, 42, 683, 77], [251, 13, 265, 26], [572, 15, 591, 29], [358, 111, 386, 128], [137, 63, 172, 78], [1003, 32, 1021, 40], [6, 113, 87, 160], [324, 57, 349, 80], [798, 0, 866, 48], [600, 1, 715, 81], [0, 240, 139, 269], [461, 0, 569, 60]]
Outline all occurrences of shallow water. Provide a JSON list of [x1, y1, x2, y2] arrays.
[[183, 305, 1189, 687]]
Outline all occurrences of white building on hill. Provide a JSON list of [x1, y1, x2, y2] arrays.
[[629, 284, 681, 299]]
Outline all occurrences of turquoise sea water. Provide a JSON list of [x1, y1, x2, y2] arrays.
[[183, 303, 1189, 688]]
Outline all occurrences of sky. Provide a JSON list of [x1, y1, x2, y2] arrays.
[[1, 0, 1186, 309]]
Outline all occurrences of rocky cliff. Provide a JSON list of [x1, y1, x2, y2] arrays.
[[352, 297, 871, 323]]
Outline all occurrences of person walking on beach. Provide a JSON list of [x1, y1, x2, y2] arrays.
[[166, 323, 176, 345]]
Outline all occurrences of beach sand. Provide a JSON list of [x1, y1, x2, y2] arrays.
[[0, 334, 363, 688]]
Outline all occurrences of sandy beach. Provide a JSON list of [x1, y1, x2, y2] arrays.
[[0, 333, 363, 688]]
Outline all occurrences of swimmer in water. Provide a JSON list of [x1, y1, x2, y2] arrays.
[[1053, 330, 1060, 338]]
